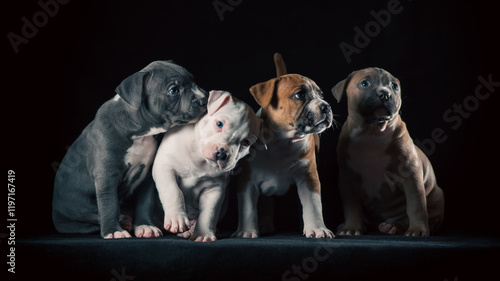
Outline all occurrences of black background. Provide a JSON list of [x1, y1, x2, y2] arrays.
[[4, 0, 498, 237]]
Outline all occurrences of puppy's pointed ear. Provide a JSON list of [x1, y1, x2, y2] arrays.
[[249, 78, 279, 108], [274, 53, 287, 77], [331, 72, 355, 103], [208, 90, 232, 116], [115, 71, 151, 110]]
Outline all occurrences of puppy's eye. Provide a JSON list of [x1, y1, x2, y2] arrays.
[[391, 82, 399, 91], [360, 80, 370, 88], [216, 121, 224, 129], [241, 139, 251, 147], [293, 91, 306, 100], [169, 87, 180, 95]]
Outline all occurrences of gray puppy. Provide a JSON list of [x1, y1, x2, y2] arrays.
[[52, 61, 208, 239]]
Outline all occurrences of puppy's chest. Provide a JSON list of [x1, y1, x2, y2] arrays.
[[347, 134, 393, 197], [123, 136, 157, 189], [177, 163, 226, 189], [252, 141, 311, 196]]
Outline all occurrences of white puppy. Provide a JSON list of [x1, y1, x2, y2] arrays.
[[152, 90, 261, 242]]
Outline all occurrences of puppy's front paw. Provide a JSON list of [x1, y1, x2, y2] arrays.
[[304, 226, 335, 238], [177, 220, 197, 239], [189, 231, 217, 242], [404, 225, 429, 237], [164, 213, 190, 233], [336, 223, 365, 235], [135, 225, 163, 238], [103, 230, 132, 239], [231, 229, 259, 239]]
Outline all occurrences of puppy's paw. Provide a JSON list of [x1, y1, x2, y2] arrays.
[[231, 229, 259, 239], [103, 230, 132, 239], [177, 220, 197, 239], [378, 222, 404, 235], [304, 226, 335, 238], [336, 223, 364, 235], [404, 225, 429, 237], [134, 225, 163, 238], [119, 215, 134, 232], [164, 213, 190, 234], [189, 232, 217, 242]]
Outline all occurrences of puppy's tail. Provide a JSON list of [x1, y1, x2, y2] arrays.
[[274, 53, 287, 77]]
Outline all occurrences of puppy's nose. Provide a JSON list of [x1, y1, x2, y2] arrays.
[[320, 103, 331, 114], [378, 90, 391, 101], [215, 148, 229, 161]]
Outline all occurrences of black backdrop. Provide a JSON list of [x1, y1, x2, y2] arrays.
[[4, 0, 498, 237]]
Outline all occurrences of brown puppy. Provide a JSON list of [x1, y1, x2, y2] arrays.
[[332, 68, 444, 236], [232, 54, 334, 238]]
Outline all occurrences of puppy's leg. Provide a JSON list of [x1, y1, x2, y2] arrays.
[[154, 170, 190, 234], [402, 178, 430, 236], [258, 195, 275, 235], [297, 185, 334, 238], [296, 163, 334, 238], [427, 186, 445, 233], [133, 173, 162, 238], [337, 167, 365, 235], [190, 184, 225, 242], [94, 174, 132, 239], [231, 183, 260, 238]]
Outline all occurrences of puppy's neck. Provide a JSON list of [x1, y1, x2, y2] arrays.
[[258, 107, 304, 143], [347, 113, 400, 137]]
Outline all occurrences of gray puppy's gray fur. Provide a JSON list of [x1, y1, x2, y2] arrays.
[[52, 61, 208, 238]]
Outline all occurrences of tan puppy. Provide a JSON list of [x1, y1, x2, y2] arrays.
[[332, 67, 444, 236], [232, 54, 334, 238]]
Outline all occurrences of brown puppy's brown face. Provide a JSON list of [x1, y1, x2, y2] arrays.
[[250, 74, 333, 138], [332, 68, 401, 124]]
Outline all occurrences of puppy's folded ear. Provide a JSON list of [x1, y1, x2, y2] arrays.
[[331, 72, 355, 103], [115, 71, 151, 110], [249, 78, 279, 108], [208, 90, 232, 116]]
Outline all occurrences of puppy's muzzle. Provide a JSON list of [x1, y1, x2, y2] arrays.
[[215, 148, 229, 161], [377, 89, 391, 101], [192, 90, 208, 108], [297, 101, 333, 135]]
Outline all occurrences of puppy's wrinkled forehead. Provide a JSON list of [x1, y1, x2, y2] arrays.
[[217, 100, 259, 143], [141, 61, 194, 81], [279, 74, 321, 96], [351, 68, 397, 87]]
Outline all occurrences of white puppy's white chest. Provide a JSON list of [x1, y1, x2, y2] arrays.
[[123, 135, 157, 189]]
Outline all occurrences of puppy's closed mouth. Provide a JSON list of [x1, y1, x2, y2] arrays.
[[297, 118, 331, 135]]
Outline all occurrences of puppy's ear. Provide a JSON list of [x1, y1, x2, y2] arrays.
[[249, 78, 279, 108], [274, 53, 287, 77], [115, 71, 151, 110], [331, 72, 355, 103], [208, 90, 232, 116]]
